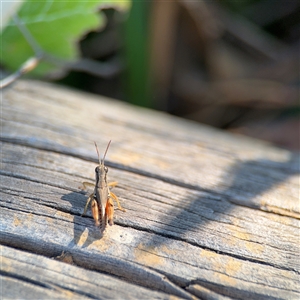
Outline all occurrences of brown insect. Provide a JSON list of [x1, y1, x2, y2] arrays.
[[81, 141, 125, 232]]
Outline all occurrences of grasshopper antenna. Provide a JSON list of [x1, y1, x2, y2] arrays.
[[102, 140, 111, 165], [94, 142, 101, 165], [94, 140, 111, 166]]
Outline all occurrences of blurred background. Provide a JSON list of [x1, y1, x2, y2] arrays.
[[2, 0, 300, 151]]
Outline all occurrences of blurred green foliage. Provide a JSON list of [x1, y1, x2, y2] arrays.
[[0, 0, 130, 76], [123, 1, 152, 107]]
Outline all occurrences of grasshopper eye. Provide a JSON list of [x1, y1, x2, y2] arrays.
[[95, 167, 99, 173], [104, 166, 108, 173]]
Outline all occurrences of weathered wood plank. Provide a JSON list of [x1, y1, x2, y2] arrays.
[[2, 81, 299, 217], [1, 196, 299, 299], [1, 245, 177, 299], [1, 80, 299, 299], [1, 142, 299, 273]]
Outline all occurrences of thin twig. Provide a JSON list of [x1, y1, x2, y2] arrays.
[[0, 56, 41, 89]]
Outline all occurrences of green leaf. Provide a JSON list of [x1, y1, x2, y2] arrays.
[[0, 0, 131, 76]]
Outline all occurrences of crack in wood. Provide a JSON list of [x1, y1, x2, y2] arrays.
[[0, 137, 220, 194], [189, 278, 299, 300], [0, 170, 78, 193], [0, 270, 52, 290], [121, 222, 300, 275], [1, 264, 113, 300], [227, 198, 300, 219]]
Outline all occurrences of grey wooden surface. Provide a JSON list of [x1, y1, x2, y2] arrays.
[[1, 80, 299, 299]]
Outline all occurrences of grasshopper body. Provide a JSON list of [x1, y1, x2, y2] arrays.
[[81, 141, 125, 232]]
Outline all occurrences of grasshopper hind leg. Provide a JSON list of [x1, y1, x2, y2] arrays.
[[106, 198, 115, 226], [82, 193, 101, 227], [82, 193, 103, 228]]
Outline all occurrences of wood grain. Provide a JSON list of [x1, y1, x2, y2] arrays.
[[1, 245, 176, 299], [1, 80, 299, 299]]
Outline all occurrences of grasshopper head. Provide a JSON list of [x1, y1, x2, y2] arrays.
[[95, 164, 108, 181]]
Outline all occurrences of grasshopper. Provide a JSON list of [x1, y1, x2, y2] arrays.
[[81, 140, 125, 232]]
